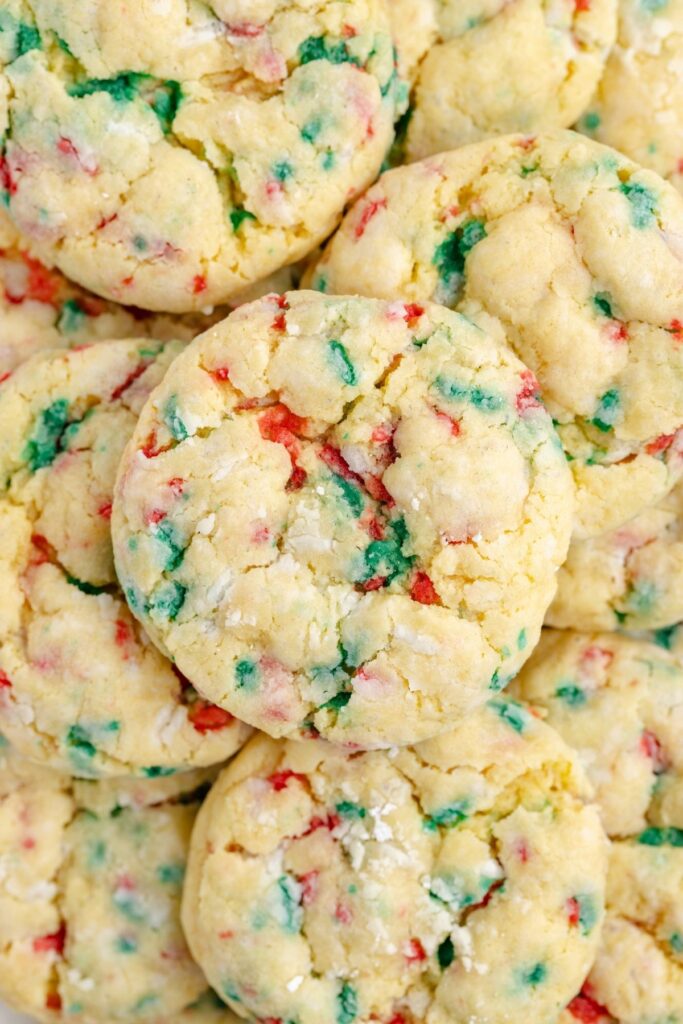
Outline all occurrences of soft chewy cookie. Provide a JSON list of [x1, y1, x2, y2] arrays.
[[112, 291, 573, 747], [514, 630, 683, 1024], [0, 0, 400, 313], [307, 131, 683, 538], [0, 340, 251, 776], [399, 0, 616, 162], [182, 699, 607, 1024], [548, 479, 683, 632], [0, 738, 238, 1024], [577, 0, 683, 197]]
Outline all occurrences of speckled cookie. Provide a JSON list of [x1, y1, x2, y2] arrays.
[[577, 0, 683, 197], [0, 340, 252, 776], [548, 478, 683, 632], [306, 130, 683, 539], [514, 630, 683, 1024], [400, 0, 616, 162], [112, 291, 573, 748], [0, 0, 402, 313], [182, 699, 607, 1024], [0, 737, 239, 1024]]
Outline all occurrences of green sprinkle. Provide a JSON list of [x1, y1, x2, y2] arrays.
[[57, 298, 87, 333], [592, 292, 613, 318], [153, 519, 185, 572], [56, 34, 72, 55], [638, 827, 683, 847], [115, 935, 138, 954], [623, 580, 657, 616], [23, 399, 70, 471], [163, 395, 188, 441], [519, 962, 547, 988], [328, 340, 358, 386], [229, 208, 256, 232], [433, 375, 505, 413], [437, 936, 455, 969], [321, 150, 336, 171], [572, 894, 599, 936], [16, 23, 41, 56], [69, 72, 142, 103], [424, 799, 469, 831], [301, 117, 323, 143], [331, 473, 364, 517], [555, 683, 587, 707], [653, 625, 679, 650], [619, 181, 658, 229], [141, 766, 176, 778], [336, 982, 358, 1024], [582, 111, 601, 132], [88, 839, 107, 867], [489, 668, 511, 693], [335, 801, 366, 820], [132, 995, 158, 1013], [277, 874, 303, 934], [235, 658, 259, 690], [591, 389, 621, 432], [641, 0, 668, 11], [489, 698, 529, 734], [670, 932, 683, 954], [433, 218, 487, 289], [67, 725, 96, 759], [150, 581, 186, 620], [358, 516, 414, 587], [321, 690, 352, 711], [272, 160, 293, 183], [520, 163, 538, 177], [517, 629, 527, 651], [132, 234, 147, 252], [149, 80, 182, 133], [299, 35, 359, 67], [65, 575, 109, 595], [157, 863, 184, 885]]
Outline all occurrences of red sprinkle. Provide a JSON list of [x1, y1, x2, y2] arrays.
[[403, 303, 425, 327], [303, 812, 340, 836], [56, 137, 98, 176], [16, 255, 62, 306], [410, 572, 440, 606], [141, 431, 170, 459], [114, 619, 132, 649], [358, 575, 386, 592], [606, 320, 629, 344], [96, 212, 118, 232], [226, 21, 264, 37], [640, 729, 668, 772], [567, 989, 611, 1023], [669, 319, 683, 342], [0, 154, 17, 196], [111, 362, 148, 401], [404, 938, 427, 963], [211, 366, 231, 382], [30, 534, 53, 565], [272, 312, 287, 332], [286, 465, 308, 491], [144, 508, 167, 526], [514, 838, 530, 863], [515, 370, 542, 414], [580, 645, 613, 671], [371, 425, 394, 445], [97, 501, 112, 519], [354, 197, 387, 239], [298, 870, 319, 906], [335, 902, 353, 924], [33, 925, 66, 955], [342, 23, 358, 37], [45, 994, 62, 1012], [435, 409, 462, 437], [0, 371, 11, 386], [575, 0, 591, 10], [646, 433, 676, 456], [192, 275, 207, 295], [0, 669, 12, 689], [189, 702, 235, 734], [267, 769, 307, 792], [168, 477, 185, 496], [566, 897, 580, 928]]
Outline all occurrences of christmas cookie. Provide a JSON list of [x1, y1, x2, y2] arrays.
[[0, 738, 238, 1024], [514, 630, 683, 1024], [548, 479, 683, 632], [0, 340, 251, 776], [182, 700, 607, 1024], [577, 0, 683, 197], [402, 0, 616, 162], [306, 131, 683, 538], [0, 0, 401, 313], [112, 291, 573, 747]]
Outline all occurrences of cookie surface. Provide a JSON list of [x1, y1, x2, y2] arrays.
[[112, 291, 573, 747], [0, 738, 238, 1024], [513, 630, 683, 1024], [0, 340, 251, 776], [548, 479, 683, 632], [577, 0, 683, 197], [307, 130, 683, 538], [402, 0, 616, 161], [182, 700, 607, 1024], [0, 0, 400, 313]]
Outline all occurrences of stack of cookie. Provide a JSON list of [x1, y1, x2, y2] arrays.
[[0, 2, 680, 1023]]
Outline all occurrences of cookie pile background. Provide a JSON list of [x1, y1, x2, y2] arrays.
[[0, 2, 681, 1023]]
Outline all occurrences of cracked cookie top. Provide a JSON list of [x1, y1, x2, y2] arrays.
[[112, 291, 573, 747], [0, 339, 252, 776], [0, 0, 401, 312], [181, 700, 607, 1024]]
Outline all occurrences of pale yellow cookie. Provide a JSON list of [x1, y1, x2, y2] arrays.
[[112, 291, 573, 748], [402, 0, 617, 161], [306, 131, 683, 539], [577, 0, 683, 197], [182, 700, 607, 1024], [514, 630, 683, 1024], [0, 0, 401, 312], [0, 737, 239, 1024], [0, 340, 252, 776]]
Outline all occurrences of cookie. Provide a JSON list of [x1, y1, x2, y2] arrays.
[[548, 479, 683, 632], [0, 340, 252, 776], [0, 0, 401, 313], [401, 0, 616, 162], [0, 208, 303, 375], [577, 0, 683, 197], [513, 630, 683, 1024], [112, 291, 573, 748], [0, 737, 238, 1024], [306, 130, 683, 539], [181, 699, 607, 1024]]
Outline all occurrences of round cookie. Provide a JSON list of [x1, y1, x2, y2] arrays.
[[548, 478, 683, 632], [0, 737, 239, 1024], [182, 699, 607, 1024], [577, 0, 683, 197], [401, 0, 617, 162], [0, 0, 401, 313], [306, 130, 683, 538], [112, 291, 573, 747], [513, 630, 683, 1024], [0, 340, 252, 776]]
